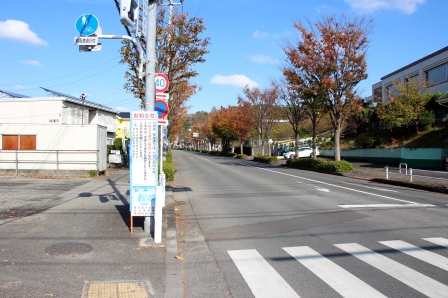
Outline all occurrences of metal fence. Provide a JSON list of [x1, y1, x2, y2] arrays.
[[0, 150, 100, 175], [385, 164, 448, 183]]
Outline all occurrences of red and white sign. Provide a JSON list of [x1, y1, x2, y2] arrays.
[[155, 73, 169, 93], [156, 92, 169, 100], [158, 119, 169, 126]]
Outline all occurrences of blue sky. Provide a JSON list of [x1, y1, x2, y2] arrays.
[[0, 0, 447, 114]]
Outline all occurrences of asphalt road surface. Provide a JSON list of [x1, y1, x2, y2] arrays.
[[173, 150, 448, 298]]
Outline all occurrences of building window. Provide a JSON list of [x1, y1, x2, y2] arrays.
[[2, 135, 36, 150], [373, 87, 382, 102], [386, 84, 399, 100], [426, 63, 447, 86]]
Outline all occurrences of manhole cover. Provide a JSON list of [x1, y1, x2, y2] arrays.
[[44, 242, 93, 255]]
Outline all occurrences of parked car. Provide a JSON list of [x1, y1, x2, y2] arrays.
[[283, 147, 320, 159]]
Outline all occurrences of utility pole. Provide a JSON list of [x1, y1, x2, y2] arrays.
[[145, 0, 157, 112]]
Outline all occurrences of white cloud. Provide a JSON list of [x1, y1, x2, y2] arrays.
[[252, 30, 269, 38], [0, 20, 48, 46], [247, 55, 280, 65], [211, 74, 259, 89], [14, 85, 33, 90], [344, 0, 426, 14], [20, 60, 43, 67]]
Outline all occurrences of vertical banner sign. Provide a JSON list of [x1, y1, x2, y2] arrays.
[[130, 111, 158, 216]]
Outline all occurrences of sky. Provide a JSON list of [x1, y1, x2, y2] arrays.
[[0, 0, 447, 114]]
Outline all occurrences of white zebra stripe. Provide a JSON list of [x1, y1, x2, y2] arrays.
[[423, 237, 448, 249], [335, 243, 448, 298], [380, 240, 448, 272], [228, 249, 299, 298], [283, 246, 386, 298]]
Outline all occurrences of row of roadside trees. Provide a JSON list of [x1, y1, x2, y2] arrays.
[[115, 4, 439, 161]]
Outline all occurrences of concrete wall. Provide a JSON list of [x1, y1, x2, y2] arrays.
[[0, 124, 107, 174], [0, 100, 62, 124], [320, 148, 448, 168]]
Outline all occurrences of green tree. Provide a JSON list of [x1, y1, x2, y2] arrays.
[[385, 77, 433, 133]]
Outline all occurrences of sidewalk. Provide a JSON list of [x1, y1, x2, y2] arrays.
[[0, 169, 181, 298]]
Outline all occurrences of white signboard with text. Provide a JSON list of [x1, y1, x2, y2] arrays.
[[130, 111, 158, 216]]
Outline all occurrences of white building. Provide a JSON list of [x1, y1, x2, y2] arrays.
[[0, 89, 118, 175]]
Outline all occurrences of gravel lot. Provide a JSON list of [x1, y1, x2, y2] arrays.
[[0, 176, 92, 220]]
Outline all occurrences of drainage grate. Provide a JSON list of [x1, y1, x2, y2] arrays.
[[82, 280, 154, 298], [44, 242, 93, 255]]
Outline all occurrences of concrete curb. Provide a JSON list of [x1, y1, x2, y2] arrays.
[[164, 182, 183, 298]]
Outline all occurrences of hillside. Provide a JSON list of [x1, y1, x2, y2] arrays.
[[337, 123, 448, 150]]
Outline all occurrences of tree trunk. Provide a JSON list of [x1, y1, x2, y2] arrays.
[[334, 128, 341, 161], [240, 143, 244, 155], [311, 116, 317, 158], [294, 131, 300, 159]]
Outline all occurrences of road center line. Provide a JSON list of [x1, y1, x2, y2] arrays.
[[256, 167, 421, 205]]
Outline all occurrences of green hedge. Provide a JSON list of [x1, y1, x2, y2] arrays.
[[208, 150, 220, 155], [253, 155, 278, 163], [162, 150, 177, 181], [219, 151, 236, 157], [236, 154, 248, 159], [286, 158, 353, 172]]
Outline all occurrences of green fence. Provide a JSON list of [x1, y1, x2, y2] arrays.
[[320, 148, 448, 168]]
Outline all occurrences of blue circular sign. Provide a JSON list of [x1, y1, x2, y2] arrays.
[[75, 14, 99, 36], [155, 99, 169, 118]]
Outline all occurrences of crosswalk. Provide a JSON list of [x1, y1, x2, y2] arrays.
[[228, 237, 448, 298]]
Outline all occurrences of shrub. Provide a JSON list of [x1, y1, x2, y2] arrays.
[[163, 161, 176, 181], [162, 150, 176, 181], [88, 169, 98, 177], [253, 155, 278, 163], [419, 111, 435, 131], [219, 151, 236, 157], [208, 150, 220, 155], [236, 154, 248, 159], [286, 158, 353, 173], [201, 150, 210, 154], [354, 133, 376, 148]]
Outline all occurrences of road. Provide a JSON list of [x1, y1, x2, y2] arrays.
[[172, 150, 448, 298]]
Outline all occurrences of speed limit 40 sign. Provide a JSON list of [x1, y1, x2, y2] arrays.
[[155, 73, 169, 93]]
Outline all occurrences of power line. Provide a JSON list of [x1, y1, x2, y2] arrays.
[[0, 56, 121, 87], [3, 65, 120, 92]]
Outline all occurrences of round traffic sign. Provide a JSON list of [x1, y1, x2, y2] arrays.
[[75, 14, 99, 36], [155, 73, 169, 93], [155, 99, 169, 119]]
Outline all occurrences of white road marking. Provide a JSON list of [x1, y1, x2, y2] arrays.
[[423, 237, 448, 249], [339, 204, 435, 209], [335, 243, 448, 298], [316, 188, 330, 192], [340, 181, 398, 192], [257, 167, 425, 205], [380, 240, 448, 272], [228, 249, 300, 298], [284, 246, 386, 298]]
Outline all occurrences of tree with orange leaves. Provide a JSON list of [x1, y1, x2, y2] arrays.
[[209, 106, 238, 153], [238, 86, 280, 155], [283, 14, 373, 160], [232, 101, 255, 155]]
